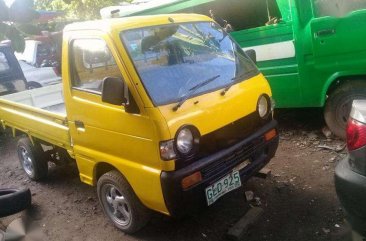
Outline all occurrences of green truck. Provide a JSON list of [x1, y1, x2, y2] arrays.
[[101, 0, 366, 138]]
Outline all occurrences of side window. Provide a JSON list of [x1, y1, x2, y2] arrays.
[[314, 0, 366, 17], [70, 39, 121, 94], [175, 0, 282, 31], [0, 52, 10, 73]]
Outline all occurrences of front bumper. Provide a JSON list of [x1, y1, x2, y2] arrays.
[[161, 120, 279, 217], [335, 157, 366, 236]]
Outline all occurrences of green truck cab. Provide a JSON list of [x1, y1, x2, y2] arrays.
[[101, 0, 366, 138]]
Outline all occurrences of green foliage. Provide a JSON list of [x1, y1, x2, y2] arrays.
[[35, 0, 131, 20], [6, 25, 25, 51], [0, 0, 41, 51], [0, 0, 129, 51]]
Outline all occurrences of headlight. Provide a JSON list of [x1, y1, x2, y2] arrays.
[[175, 125, 200, 156], [257, 95, 270, 118], [159, 126, 200, 161], [176, 128, 194, 154]]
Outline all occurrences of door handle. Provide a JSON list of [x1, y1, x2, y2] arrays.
[[75, 120, 85, 131], [316, 29, 335, 37]]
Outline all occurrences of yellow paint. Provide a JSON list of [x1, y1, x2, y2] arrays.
[[0, 14, 272, 216], [159, 74, 271, 136]]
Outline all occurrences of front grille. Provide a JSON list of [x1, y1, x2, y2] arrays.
[[201, 136, 265, 180], [199, 112, 270, 155], [175, 112, 271, 169]]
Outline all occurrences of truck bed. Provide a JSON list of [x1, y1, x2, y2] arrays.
[[0, 84, 72, 151]]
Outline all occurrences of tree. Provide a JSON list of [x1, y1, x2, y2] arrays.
[[0, 0, 41, 51], [0, 0, 129, 51], [34, 0, 129, 20]]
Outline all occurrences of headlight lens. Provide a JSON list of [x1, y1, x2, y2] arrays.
[[176, 128, 194, 154], [258, 95, 270, 118]]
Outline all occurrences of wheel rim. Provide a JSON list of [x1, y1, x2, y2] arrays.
[[19, 147, 34, 176], [101, 184, 131, 227]]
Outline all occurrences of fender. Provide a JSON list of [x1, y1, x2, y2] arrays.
[[320, 70, 366, 106]]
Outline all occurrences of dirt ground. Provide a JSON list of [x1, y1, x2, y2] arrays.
[[0, 109, 354, 241]]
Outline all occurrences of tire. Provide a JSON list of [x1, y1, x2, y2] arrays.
[[0, 188, 31, 218], [324, 81, 366, 139], [17, 137, 48, 181], [97, 170, 151, 233], [27, 82, 42, 90]]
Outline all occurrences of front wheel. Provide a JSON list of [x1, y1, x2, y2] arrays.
[[324, 81, 366, 139], [97, 170, 151, 233]]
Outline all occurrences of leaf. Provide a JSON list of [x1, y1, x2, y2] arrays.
[[5, 26, 25, 52]]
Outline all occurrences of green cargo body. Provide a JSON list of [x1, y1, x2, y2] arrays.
[[102, 0, 366, 138]]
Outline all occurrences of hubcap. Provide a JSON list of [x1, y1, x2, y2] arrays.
[[101, 184, 131, 227], [19, 147, 34, 176], [336, 100, 352, 127]]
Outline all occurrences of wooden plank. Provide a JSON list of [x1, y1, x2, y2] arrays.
[[226, 207, 264, 241]]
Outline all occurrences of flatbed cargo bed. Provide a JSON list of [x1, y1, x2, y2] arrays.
[[0, 84, 72, 151]]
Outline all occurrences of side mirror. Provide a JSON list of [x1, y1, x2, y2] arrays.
[[245, 49, 257, 64], [101, 77, 127, 105]]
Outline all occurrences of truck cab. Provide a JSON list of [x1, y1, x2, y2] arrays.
[[102, 0, 366, 138]]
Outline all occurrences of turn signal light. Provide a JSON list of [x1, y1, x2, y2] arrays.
[[264, 129, 277, 141], [181, 171, 202, 190]]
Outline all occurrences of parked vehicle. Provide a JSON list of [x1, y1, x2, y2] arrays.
[[18, 60, 61, 89], [335, 99, 366, 238], [102, 0, 366, 138], [0, 45, 27, 95], [0, 14, 279, 233], [15, 39, 59, 68]]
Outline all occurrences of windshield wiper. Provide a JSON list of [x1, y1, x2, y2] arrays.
[[220, 72, 248, 96], [172, 75, 221, 111]]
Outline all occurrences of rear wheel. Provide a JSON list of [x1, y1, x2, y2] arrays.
[[17, 137, 48, 181], [324, 81, 366, 139], [97, 170, 151, 233]]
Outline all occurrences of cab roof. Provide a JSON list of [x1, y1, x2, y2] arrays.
[[64, 14, 212, 33]]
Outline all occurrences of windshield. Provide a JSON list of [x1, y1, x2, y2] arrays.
[[120, 21, 258, 106]]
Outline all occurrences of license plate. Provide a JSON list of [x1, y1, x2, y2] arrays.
[[205, 171, 241, 206]]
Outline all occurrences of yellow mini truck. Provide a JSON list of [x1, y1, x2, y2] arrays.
[[0, 14, 279, 233]]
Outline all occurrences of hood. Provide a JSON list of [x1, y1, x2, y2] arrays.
[[157, 73, 271, 138]]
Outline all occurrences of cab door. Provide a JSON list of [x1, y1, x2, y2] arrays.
[[229, 0, 301, 107], [64, 35, 161, 203]]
